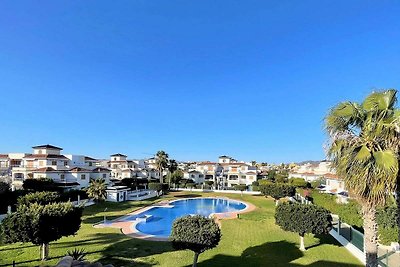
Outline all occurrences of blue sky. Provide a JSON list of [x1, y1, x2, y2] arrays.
[[0, 1, 399, 163]]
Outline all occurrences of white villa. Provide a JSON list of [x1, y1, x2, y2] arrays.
[[288, 160, 346, 193], [107, 153, 159, 180], [8, 144, 111, 190], [184, 155, 257, 189]]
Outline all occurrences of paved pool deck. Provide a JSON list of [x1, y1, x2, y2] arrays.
[[94, 196, 256, 241]]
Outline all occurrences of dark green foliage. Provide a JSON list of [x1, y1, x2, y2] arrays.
[[60, 190, 88, 202], [376, 206, 397, 228], [167, 170, 184, 186], [311, 190, 363, 227], [0, 181, 9, 194], [66, 248, 87, 261], [18, 191, 61, 206], [205, 181, 214, 186], [267, 170, 276, 181], [310, 189, 398, 244], [275, 174, 287, 183], [148, 182, 163, 192], [234, 184, 247, 192], [170, 215, 221, 254], [1, 202, 83, 246], [186, 183, 196, 189], [0, 189, 27, 213], [275, 202, 332, 236], [288, 178, 307, 188], [22, 178, 58, 191], [260, 183, 295, 201]]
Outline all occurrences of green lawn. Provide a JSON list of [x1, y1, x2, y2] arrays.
[[0, 192, 363, 267]]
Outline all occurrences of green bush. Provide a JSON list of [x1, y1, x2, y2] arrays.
[[311, 190, 363, 228], [260, 183, 295, 201], [377, 206, 398, 244], [378, 227, 399, 245], [18, 191, 61, 206], [148, 182, 163, 192], [288, 178, 307, 188], [22, 178, 59, 192], [186, 183, 196, 189], [170, 215, 221, 266], [275, 202, 332, 251], [234, 184, 247, 192], [0, 190, 27, 213]]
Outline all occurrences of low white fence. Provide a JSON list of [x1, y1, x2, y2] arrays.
[[172, 188, 262, 195], [128, 189, 157, 201]]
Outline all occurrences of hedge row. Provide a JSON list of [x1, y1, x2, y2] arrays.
[[309, 189, 398, 245]]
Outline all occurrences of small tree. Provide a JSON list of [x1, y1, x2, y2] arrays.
[[234, 184, 247, 196], [275, 202, 332, 251], [170, 215, 221, 267], [87, 178, 107, 202], [1, 202, 83, 260], [260, 183, 295, 205], [0, 181, 10, 194], [22, 178, 58, 192]]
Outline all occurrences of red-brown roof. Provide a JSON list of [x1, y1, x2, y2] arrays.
[[324, 173, 340, 179], [84, 156, 97, 161], [92, 167, 111, 173], [197, 162, 217, 165], [32, 144, 63, 150], [33, 167, 58, 172], [246, 172, 257, 175], [24, 154, 69, 160], [0, 154, 8, 159], [69, 167, 91, 173]]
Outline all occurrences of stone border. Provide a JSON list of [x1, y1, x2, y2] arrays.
[[94, 197, 256, 241]]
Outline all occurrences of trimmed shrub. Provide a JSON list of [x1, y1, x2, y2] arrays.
[[275, 202, 332, 251], [288, 178, 307, 188], [148, 182, 163, 192], [170, 215, 221, 267], [18, 191, 61, 206], [22, 178, 59, 192], [260, 182, 295, 203]]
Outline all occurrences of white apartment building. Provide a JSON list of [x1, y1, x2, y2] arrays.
[[10, 144, 111, 190], [184, 156, 258, 188], [108, 153, 159, 180]]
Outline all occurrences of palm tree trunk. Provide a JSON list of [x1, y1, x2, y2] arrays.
[[192, 252, 199, 267], [396, 188, 400, 242], [363, 205, 378, 267]]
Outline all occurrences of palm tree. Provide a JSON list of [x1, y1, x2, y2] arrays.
[[155, 150, 169, 183], [325, 89, 399, 267], [87, 178, 107, 202]]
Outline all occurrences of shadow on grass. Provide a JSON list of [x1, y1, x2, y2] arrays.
[[96, 235, 174, 267], [189, 241, 361, 267]]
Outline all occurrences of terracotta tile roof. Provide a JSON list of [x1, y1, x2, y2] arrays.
[[110, 153, 127, 157], [0, 154, 8, 159], [84, 156, 97, 161], [32, 144, 63, 150], [246, 172, 257, 175], [70, 167, 91, 172], [34, 167, 58, 172], [220, 163, 247, 166], [24, 154, 69, 160], [197, 162, 217, 165], [324, 173, 341, 179], [91, 168, 110, 173]]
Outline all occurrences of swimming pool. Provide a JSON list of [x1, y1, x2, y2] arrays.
[[124, 198, 247, 238]]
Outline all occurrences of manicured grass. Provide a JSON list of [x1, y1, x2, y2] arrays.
[[0, 192, 363, 267]]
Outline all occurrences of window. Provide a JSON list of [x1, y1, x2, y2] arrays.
[[39, 161, 44, 167], [60, 174, 65, 181], [191, 174, 195, 178], [103, 174, 107, 179], [114, 157, 117, 161], [81, 174, 86, 180], [89, 162, 93, 167], [52, 160, 57, 166], [199, 174, 204, 178], [64, 161, 68, 166], [38, 150, 42, 154]]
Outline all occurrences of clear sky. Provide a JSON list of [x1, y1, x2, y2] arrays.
[[0, 1, 399, 163]]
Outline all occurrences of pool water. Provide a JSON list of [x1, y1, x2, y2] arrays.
[[128, 198, 246, 238]]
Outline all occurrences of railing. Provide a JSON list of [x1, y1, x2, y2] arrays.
[[293, 193, 399, 266]]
